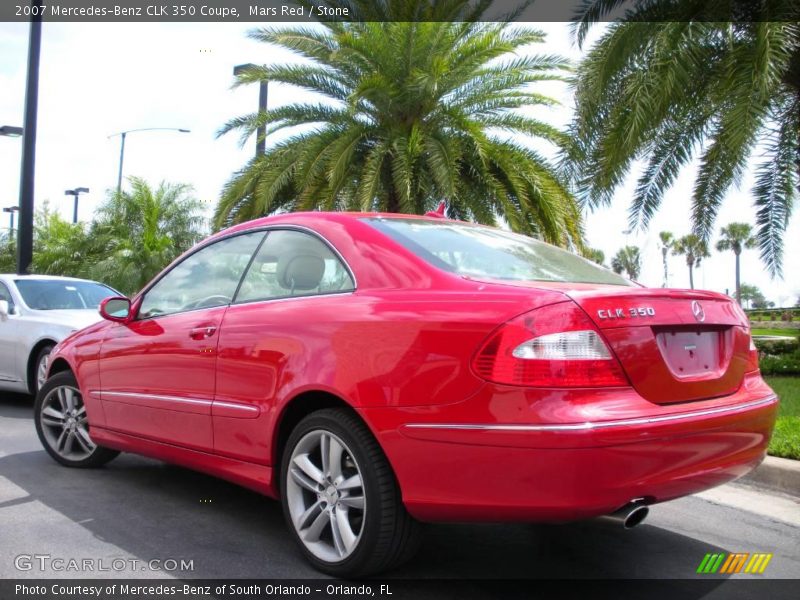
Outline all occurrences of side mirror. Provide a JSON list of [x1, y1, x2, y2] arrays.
[[0, 300, 8, 321], [100, 297, 132, 323]]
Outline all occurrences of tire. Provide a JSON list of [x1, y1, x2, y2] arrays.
[[32, 344, 54, 395], [281, 408, 421, 577], [34, 370, 119, 468]]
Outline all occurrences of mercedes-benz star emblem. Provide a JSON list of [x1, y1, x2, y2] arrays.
[[691, 300, 705, 322]]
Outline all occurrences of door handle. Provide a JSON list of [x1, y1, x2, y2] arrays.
[[189, 326, 217, 340]]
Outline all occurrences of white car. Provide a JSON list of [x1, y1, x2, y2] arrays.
[[0, 274, 118, 395]]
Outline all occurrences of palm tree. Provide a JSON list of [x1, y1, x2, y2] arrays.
[[568, 2, 800, 276], [715, 222, 757, 305], [611, 245, 641, 280], [89, 178, 206, 295], [658, 231, 674, 288], [31, 202, 94, 278], [583, 247, 605, 266], [215, 2, 583, 248], [672, 234, 710, 290]]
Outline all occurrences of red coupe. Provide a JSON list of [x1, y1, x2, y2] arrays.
[[35, 212, 778, 576]]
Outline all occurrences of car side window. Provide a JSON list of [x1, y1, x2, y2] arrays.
[[0, 282, 15, 313], [235, 230, 354, 304], [138, 232, 265, 319]]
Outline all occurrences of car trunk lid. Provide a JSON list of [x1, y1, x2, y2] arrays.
[[565, 288, 751, 404]]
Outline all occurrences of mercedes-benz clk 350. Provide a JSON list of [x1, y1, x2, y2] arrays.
[[36, 212, 777, 576]]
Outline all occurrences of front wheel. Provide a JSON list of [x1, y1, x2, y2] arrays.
[[35, 371, 119, 468], [281, 408, 421, 577], [33, 344, 53, 395]]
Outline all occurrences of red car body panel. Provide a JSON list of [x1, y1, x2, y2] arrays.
[[46, 212, 778, 522]]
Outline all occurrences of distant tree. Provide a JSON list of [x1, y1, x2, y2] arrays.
[[611, 245, 641, 280], [715, 222, 757, 305], [583, 247, 605, 266], [658, 231, 674, 287], [0, 231, 14, 273], [673, 234, 710, 290], [89, 178, 206, 295], [739, 284, 764, 310]]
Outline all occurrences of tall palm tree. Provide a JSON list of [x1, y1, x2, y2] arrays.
[[672, 234, 710, 290], [568, 1, 800, 276], [215, 1, 583, 248], [89, 178, 206, 295], [716, 222, 757, 305], [658, 231, 674, 287], [611, 245, 641, 280]]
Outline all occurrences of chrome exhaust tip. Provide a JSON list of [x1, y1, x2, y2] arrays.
[[599, 501, 649, 529]]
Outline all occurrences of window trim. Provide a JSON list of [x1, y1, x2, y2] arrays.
[[231, 229, 356, 306], [133, 225, 357, 321]]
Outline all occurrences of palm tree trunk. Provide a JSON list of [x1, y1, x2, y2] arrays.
[[734, 250, 741, 304], [662, 248, 668, 287], [688, 261, 694, 289]]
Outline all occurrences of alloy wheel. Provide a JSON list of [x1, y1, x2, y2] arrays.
[[38, 385, 96, 460], [285, 430, 366, 563]]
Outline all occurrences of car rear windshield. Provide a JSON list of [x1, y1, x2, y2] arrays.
[[364, 218, 632, 286], [15, 279, 117, 310]]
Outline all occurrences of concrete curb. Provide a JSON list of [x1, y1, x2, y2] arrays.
[[740, 456, 800, 497]]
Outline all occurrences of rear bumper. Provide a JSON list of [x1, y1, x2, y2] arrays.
[[359, 374, 778, 522]]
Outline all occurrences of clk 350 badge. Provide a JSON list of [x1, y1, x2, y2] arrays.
[[597, 307, 656, 319]]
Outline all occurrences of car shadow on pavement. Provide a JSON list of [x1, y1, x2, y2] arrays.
[[0, 393, 34, 419], [0, 448, 739, 588]]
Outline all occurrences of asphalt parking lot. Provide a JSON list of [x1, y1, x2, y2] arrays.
[[1, 392, 798, 587]]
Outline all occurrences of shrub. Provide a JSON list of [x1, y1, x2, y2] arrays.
[[782, 311, 794, 322], [754, 337, 799, 355], [759, 351, 800, 376]]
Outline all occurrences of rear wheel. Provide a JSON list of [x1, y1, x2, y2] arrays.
[[34, 371, 119, 468], [281, 408, 420, 576]]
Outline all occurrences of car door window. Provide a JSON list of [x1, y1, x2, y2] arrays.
[[139, 232, 265, 319], [235, 230, 354, 304], [0, 282, 15, 313]]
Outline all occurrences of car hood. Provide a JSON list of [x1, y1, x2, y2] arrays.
[[25, 308, 103, 331]]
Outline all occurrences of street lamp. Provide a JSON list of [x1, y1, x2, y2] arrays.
[[233, 63, 268, 156], [64, 187, 89, 224], [108, 127, 191, 196], [2, 206, 19, 232], [0, 126, 23, 137]]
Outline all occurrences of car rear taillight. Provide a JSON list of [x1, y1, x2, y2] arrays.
[[472, 302, 628, 387], [747, 335, 760, 372]]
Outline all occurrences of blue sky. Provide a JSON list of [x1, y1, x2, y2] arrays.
[[0, 21, 797, 304]]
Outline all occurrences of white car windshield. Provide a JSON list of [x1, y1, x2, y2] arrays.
[[366, 218, 632, 286], [15, 279, 116, 310]]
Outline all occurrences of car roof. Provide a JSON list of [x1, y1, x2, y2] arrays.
[[0, 274, 104, 283]]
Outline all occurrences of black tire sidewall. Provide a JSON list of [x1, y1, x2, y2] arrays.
[[32, 344, 54, 395], [280, 410, 393, 576]]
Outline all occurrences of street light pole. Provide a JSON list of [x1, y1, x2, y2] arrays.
[[108, 127, 190, 197], [116, 132, 126, 196], [2, 206, 19, 232], [16, 0, 43, 275], [64, 187, 89, 224], [233, 63, 268, 156]]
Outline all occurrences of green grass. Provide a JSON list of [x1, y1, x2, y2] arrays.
[[764, 376, 800, 460], [752, 328, 799, 337]]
